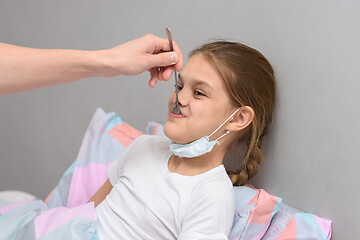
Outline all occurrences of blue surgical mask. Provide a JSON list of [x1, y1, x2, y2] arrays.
[[170, 108, 241, 158]]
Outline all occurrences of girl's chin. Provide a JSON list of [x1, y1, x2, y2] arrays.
[[164, 125, 187, 144], [163, 129, 179, 143], [164, 122, 203, 144]]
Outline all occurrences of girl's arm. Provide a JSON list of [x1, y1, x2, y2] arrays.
[[88, 178, 113, 207]]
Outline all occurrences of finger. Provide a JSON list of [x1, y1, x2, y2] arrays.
[[149, 79, 155, 88], [149, 77, 158, 88], [148, 35, 172, 53], [171, 41, 184, 72], [157, 67, 164, 81], [149, 35, 182, 58], [146, 35, 183, 70], [149, 68, 159, 88], [162, 66, 174, 82], [144, 34, 183, 72], [146, 51, 180, 69]]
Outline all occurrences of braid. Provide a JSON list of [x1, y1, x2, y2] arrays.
[[227, 135, 264, 186]]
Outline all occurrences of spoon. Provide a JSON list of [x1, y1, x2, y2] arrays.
[[166, 28, 182, 115]]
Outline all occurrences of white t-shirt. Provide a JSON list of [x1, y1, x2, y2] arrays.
[[96, 135, 235, 240]]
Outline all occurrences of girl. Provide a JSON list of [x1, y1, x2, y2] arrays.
[[89, 41, 276, 239]]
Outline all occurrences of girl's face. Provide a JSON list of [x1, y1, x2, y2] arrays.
[[164, 54, 238, 144]]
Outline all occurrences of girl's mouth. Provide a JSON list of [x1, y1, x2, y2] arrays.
[[169, 112, 184, 119]]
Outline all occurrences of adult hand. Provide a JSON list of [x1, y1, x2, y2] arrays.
[[0, 33, 183, 95], [97, 34, 183, 88]]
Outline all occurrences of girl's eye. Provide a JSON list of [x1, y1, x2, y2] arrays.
[[175, 85, 183, 91], [194, 91, 205, 96]]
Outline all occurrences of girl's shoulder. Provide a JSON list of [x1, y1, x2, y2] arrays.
[[187, 168, 235, 202], [183, 179, 236, 217]]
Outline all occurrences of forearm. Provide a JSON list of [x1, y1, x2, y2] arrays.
[[0, 43, 108, 95], [0, 35, 183, 94], [88, 179, 113, 207]]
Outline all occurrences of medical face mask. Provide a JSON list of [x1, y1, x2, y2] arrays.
[[170, 108, 241, 158]]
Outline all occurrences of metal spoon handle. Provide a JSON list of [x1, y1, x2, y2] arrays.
[[174, 69, 178, 103], [166, 28, 181, 115], [166, 28, 174, 51]]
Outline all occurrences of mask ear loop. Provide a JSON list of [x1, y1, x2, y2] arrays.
[[213, 130, 231, 145], [208, 107, 241, 140]]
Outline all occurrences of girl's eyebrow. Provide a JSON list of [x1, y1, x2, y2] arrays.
[[178, 73, 214, 91]]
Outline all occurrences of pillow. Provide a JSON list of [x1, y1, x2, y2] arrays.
[[45, 108, 143, 208], [45, 108, 332, 239]]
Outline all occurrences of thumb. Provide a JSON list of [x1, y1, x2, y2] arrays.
[[147, 52, 179, 68]]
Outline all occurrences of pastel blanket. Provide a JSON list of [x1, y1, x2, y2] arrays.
[[0, 108, 332, 240], [0, 200, 97, 240]]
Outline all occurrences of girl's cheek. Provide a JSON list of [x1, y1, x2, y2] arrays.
[[170, 92, 177, 103], [168, 94, 174, 106]]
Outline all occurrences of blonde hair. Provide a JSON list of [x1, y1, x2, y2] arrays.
[[190, 41, 276, 186]]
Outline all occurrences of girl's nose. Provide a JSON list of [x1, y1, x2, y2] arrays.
[[177, 89, 188, 107]]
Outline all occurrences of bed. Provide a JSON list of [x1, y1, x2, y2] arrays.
[[0, 108, 332, 240]]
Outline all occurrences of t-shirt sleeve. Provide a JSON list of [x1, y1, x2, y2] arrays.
[[107, 136, 142, 186], [108, 153, 126, 186], [178, 181, 236, 240]]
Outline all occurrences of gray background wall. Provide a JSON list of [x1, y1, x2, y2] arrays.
[[1, 0, 359, 238]]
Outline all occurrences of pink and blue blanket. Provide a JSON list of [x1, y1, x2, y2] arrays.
[[0, 108, 332, 240]]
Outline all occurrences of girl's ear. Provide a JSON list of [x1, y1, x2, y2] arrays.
[[226, 106, 254, 132]]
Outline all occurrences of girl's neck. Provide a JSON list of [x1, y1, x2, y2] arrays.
[[168, 147, 226, 176]]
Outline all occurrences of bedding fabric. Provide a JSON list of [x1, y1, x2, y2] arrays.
[[0, 108, 332, 240]]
